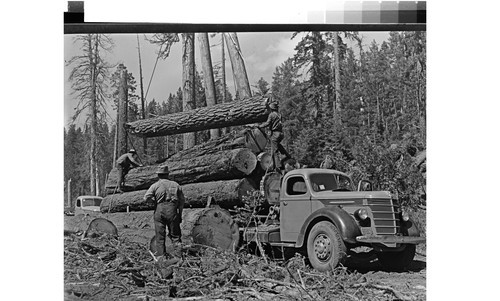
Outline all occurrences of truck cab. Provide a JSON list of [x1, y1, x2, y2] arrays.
[[245, 168, 425, 271], [74, 195, 103, 216]]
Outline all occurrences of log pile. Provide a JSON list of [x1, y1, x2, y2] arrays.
[[103, 114, 270, 214], [93, 96, 272, 255]]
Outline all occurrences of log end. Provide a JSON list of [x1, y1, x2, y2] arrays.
[[232, 148, 257, 175]]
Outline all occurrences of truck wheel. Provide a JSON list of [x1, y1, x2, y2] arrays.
[[306, 221, 346, 271], [376, 244, 416, 271]]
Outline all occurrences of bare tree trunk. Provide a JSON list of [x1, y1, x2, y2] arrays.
[[136, 34, 148, 155], [221, 34, 229, 135], [89, 35, 98, 196], [182, 33, 196, 149], [332, 31, 341, 124], [117, 64, 129, 155], [224, 33, 251, 99], [198, 33, 220, 139]]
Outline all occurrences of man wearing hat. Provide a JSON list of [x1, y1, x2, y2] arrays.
[[144, 165, 185, 259], [260, 97, 291, 171], [116, 149, 143, 192]]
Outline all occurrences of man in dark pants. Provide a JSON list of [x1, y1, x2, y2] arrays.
[[116, 149, 142, 192], [260, 99, 291, 171], [144, 165, 185, 260]]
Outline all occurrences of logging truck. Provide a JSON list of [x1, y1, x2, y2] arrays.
[[245, 168, 425, 271]]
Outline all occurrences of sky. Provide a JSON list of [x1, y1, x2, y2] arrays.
[[64, 31, 389, 127]]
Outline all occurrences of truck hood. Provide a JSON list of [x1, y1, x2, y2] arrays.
[[311, 190, 392, 200]]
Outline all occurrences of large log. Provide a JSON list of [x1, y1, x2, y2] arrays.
[[64, 207, 240, 251], [125, 96, 269, 138], [101, 178, 257, 213], [105, 148, 256, 193], [168, 127, 267, 161]]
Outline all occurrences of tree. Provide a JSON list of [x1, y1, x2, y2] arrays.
[[198, 33, 220, 139], [252, 77, 270, 96], [224, 33, 252, 99], [66, 34, 114, 196], [181, 33, 196, 149]]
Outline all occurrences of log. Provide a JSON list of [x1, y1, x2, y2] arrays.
[[261, 172, 282, 205], [125, 95, 269, 138], [64, 208, 240, 251], [151, 207, 240, 252], [101, 178, 258, 213], [168, 127, 267, 161], [105, 148, 257, 193]]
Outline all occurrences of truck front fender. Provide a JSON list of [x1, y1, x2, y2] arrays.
[[296, 207, 361, 248]]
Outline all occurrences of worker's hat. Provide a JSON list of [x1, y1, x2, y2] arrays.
[[129, 149, 137, 154], [157, 165, 169, 175]]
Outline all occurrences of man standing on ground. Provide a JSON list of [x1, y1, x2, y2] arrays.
[[116, 149, 142, 192], [144, 165, 185, 259], [260, 97, 291, 171]]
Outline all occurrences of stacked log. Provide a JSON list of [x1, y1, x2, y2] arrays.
[[105, 148, 257, 193], [101, 178, 257, 213]]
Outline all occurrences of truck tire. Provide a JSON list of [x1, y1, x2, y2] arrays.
[[306, 221, 346, 271], [376, 244, 416, 271]]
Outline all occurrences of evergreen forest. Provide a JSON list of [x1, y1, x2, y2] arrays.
[[64, 31, 426, 209]]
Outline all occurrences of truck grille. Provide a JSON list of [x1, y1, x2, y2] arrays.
[[367, 198, 400, 235]]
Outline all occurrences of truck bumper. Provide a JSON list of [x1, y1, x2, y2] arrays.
[[356, 235, 426, 244]]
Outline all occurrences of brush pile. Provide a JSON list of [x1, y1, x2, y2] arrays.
[[64, 231, 422, 301]]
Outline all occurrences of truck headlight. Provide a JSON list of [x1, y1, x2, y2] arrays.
[[401, 211, 410, 222], [355, 208, 369, 220]]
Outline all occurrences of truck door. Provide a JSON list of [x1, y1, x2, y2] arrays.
[[280, 175, 311, 242]]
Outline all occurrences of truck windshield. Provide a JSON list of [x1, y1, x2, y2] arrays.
[[81, 198, 102, 207], [310, 173, 354, 192]]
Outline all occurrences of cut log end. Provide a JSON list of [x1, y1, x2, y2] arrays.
[[232, 148, 257, 175], [150, 208, 240, 253]]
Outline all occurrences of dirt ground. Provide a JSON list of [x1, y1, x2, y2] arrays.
[[64, 214, 426, 301]]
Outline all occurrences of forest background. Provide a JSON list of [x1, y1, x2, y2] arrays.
[[64, 31, 427, 209]]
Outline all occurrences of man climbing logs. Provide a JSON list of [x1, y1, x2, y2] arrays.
[[260, 97, 291, 171], [116, 149, 143, 192], [144, 165, 185, 260]]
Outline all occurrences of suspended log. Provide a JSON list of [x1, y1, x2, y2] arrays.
[[101, 178, 258, 213], [125, 96, 269, 138], [105, 148, 256, 193], [64, 208, 239, 251]]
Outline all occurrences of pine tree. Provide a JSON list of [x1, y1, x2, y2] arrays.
[[66, 34, 114, 196]]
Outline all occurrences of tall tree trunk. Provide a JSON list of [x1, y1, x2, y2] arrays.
[[198, 33, 220, 139], [221, 34, 228, 135], [89, 34, 98, 196], [182, 33, 196, 149], [224, 33, 251, 100], [136, 34, 148, 155], [117, 64, 129, 155], [332, 31, 341, 124]]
